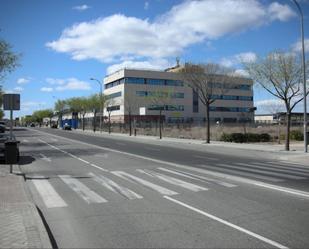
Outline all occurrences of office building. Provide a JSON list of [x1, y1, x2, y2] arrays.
[[103, 67, 254, 124]]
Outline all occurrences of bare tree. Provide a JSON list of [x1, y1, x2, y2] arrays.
[[124, 92, 140, 136], [244, 51, 308, 151], [105, 98, 116, 134], [146, 89, 174, 139], [179, 63, 234, 143]]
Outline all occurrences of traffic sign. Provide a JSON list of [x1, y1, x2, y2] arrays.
[[3, 94, 20, 110]]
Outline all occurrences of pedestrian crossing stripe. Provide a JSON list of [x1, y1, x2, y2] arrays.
[[59, 175, 107, 204], [111, 171, 179, 196], [88, 172, 143, 200]]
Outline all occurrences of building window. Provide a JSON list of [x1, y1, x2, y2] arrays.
[[170, 92, 184, 98], [146, 78, 165, 85], [222, 95, 238, 100], [125, 77, 145, 84], [106, 91, 122, 99], [238, 96, 253, 101], [148, 105, 184, 111], [166, 80, 184, 86], [136, 91, 147, 97], [107, 105, 120, 111]]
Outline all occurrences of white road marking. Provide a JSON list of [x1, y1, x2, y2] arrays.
[[193, 155, 219, 161], [164, 196, 288, 249], [38, 139, 108, 172], [140, 169, 208, 192], [251, 162, 309, 174], [59, 175, 107, 204], [111, 171, 178, 196], [32, 180, 67, 208], [157, 167, 237, 188], [219, 163, 306, 180], [39, 153, 51, 162], [89, 172, 143, 200], [23, 139, 29, 143], [210, 164, 283, 182], [252, 182, 309, 199], [235, 162, 309, 177], [136, 169, 155, 177], [33, 131, 309, 199]]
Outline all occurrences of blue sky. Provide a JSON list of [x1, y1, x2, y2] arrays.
[[0, 0, 308, 118]]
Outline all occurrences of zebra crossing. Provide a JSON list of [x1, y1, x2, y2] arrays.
[[30, 167, 232, 209], [30, 160, 309, 209], [199, 160, 309, 183]]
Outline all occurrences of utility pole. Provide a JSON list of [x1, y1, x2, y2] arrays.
[[291, 0, 307, 152]]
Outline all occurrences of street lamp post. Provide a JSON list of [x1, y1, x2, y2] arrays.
[[291, 0, 307, 153], [90, 78, 103, 133]]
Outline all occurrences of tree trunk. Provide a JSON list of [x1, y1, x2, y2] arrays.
[[108, 113, 111, 134], [93, 110, 97, 132], [285, 111, 291, 151], [129, 112, 132, 136], [206, 103, 210, 143], [82, 114, 85, 131], [159, 109, 162, 139]]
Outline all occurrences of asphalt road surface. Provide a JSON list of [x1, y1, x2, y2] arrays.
[[15, 128, 309, 248]]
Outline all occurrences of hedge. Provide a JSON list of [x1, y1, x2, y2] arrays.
[[220, 133, 271, 143]]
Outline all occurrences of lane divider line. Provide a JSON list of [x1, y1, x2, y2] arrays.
[[163, 196, 288, 249], [38, 139, 108, 172]]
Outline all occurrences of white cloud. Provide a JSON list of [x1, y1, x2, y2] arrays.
[[144, 1, 149, 10], [72, 4, 91, 11], [46, 0, 295, 68], [107, 59, 171, 75], [268, 2, 296, 22], [220, 52, 257, 68], [21, 101, 46, 111], [292, 38, 309, 53], [255, 99, 285, 114], [234, 69, 249, 77], [41, 87, 53, 92], [45, 78, 66, 85], [13, 86, 23, 92], [46, 78, 91, 91], [17, 77, 30, 84]]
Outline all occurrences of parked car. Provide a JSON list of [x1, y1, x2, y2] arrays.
[[63, 123, 72, 130], [0, 124, 5, 133], [30, 123, 35, 127], [0, 121, 6, 133], [51, 123, 58, 128]]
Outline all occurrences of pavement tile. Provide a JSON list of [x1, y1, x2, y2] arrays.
[[0, 165, 51, 248]]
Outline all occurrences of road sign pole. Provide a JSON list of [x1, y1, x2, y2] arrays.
[[10, 106, 13, 140]]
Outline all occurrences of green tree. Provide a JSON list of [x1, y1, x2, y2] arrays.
[[88, 94, 104, 132], [0, 39, 20, 82], [32, 109, 53, 126], [54, 99, 67, 127], [244, 51, 309, 151]]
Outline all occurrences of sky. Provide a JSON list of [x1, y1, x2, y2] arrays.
[[0, 0, 308, 118]]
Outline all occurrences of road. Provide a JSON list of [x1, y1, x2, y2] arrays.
[[15, 127, 309, 248]]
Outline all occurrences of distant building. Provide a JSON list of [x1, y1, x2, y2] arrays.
[[103, 67, 254, 124], [255, 112, 309, 125]]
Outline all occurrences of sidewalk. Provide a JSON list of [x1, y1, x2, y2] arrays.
[[0, 164, 51, 248], [70, 128, 309, 165]]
